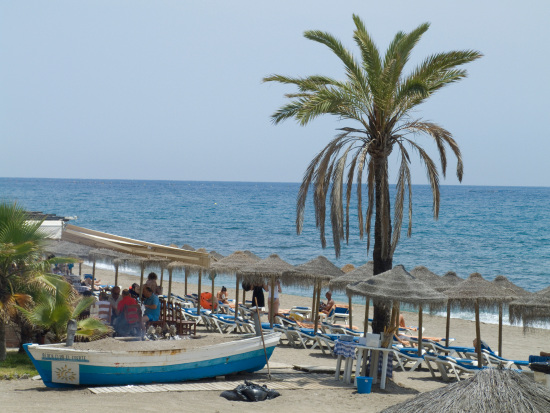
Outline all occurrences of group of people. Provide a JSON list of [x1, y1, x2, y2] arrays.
[[91, 272, 162, 336]]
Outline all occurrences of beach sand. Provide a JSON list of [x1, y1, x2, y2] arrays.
[[2, 264, 549, 413]]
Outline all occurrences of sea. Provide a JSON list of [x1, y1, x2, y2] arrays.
[[1, 178, 549, 327]]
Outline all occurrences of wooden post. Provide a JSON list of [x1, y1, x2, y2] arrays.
[[184, 268, 189, 296], [475, 300, 482, 368], [395, 303, 400, 331], [211, 273, 215, 313], [160, 268, 164, 289], [417, 305, 423, 357], [167, 268, 173, 302], [363, 298, 370, 336], [498, 303, 503, 357], [139, 265, 145, 302], [92, 259, 96, 290], [235, 275, 240, 323], [197, 269, 202, 314], [445, 301, 451, 347], [314, 280, 321, 333], [269, 276, 275, 328], [311, 283, 317, 319], [348, 295, 353, 329], [79, 262, 82, 276], [114, 263, 119, 287]]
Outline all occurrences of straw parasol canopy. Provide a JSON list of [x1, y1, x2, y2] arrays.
[[237, 254, 295, 286], [181, 244, 195, 251], [347, 265, 447, 311], [280, 256, 343, 288], [282, 256, 344, 331], [341, 263, 355, 273], [329, 261, 374, 293], [410, 266, 447, 291], [348, 265, 447, 355], [209, 251, 261, 276], [380, 368, 550, 413], [209, 250, 224, 261], [493, 275, 531, 298], [509, 285, 550, 330], [444, 273, 517, 310], [435, 270, 463, 292]]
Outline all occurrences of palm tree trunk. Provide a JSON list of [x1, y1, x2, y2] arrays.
[[371, 156, 393, 334]]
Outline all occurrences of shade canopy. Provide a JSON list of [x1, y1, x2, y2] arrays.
[[43, 240, 92, 260], [346, 265, 447, 310], [434, 271, 463, 292], [209, 250, 224, 261], [237, 254, 295, 284], [444, 272, 517, 310], [493, 275, 531, 298], [329, 261, 374, 293], [410, 266, 447, 291], [208, 250, 262, 276], [509, 285, 550, 328], [380, 368, 550, 413], [181, 244, 195, 251], [281, 256, 344, 288]]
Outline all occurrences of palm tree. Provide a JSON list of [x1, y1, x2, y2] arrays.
[[17, 275, 111, 343], [264, 15, 481, 333], [0, 202, 46, 361]]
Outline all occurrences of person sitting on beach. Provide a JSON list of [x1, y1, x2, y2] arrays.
[[146, 272, 163, 295], [217, 286, 229, 304], [108, 286, 122, 323], [142, 286, 160, 326], [129, 283, 140, 300], [319, 291, 335, 314], [115, 289, 139, 336]]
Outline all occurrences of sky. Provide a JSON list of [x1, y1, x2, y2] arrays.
[[1, 1, 549, 187]]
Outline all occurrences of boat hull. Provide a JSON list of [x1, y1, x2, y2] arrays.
[[24, 333, 280, 388]]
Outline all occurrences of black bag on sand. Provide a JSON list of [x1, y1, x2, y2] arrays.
[[220, 380, 280, 402]]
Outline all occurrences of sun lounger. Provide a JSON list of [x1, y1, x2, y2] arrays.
[[424, 353, 483, 381], [463, 349, 529, 370], [391, 347, 425, 371]]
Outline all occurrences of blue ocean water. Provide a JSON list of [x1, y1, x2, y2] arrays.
[[1, 178, 549, 325]]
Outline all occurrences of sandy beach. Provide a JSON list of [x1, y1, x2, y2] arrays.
[[2, 264, 549, 413]]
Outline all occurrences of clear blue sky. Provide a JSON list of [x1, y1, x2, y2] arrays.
[[1, 1, 548, 186]]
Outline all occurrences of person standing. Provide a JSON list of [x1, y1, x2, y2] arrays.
[[267, 280, 282, 316], [252, 284, 267, 310]]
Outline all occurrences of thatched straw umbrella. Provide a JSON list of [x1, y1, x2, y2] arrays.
[[509, 285, 550, 332], [329, 261, 374, 331], [437, 271, 463, 292], [180, 244, 196, 295], [209, 251, 262, 322], [341, 263, 355, 273], [492, 275, 532, 356], [238, 254, 295, 327], [444, 273, 517, 366], [281, 256, 344, 332], [410, 266, 447, 291], [209, 250, 224, 261], [380, 368, 550, 413], [88, 248, 146, 288], [347, 265, 447, 357], [167, 257, 207, 312]]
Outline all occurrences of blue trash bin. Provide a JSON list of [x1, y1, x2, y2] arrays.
[[356, 376, 373, 394]]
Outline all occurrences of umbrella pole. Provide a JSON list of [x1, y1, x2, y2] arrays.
[[235, 275, 239, 323], [168, 268, 173, 303], [363, 298, 370, 336], [395, 303, 400, 331], [160, 268, 164, 290], [315, 282, 322, 331], [445, 301, 451, 347], [475, 299, 482, 367], [92, 259, 96, 291], [184, 268, 189, 296], [79, 262, 82, 276], [311, 283, 317, 320], [269, 276, 275, 328], [114, 264, 119, 288], [139, 265, 145, 302], [211, 273, 216, 313], [417, 305, 423, 357], [197, 269, 202, 314], [498, 303, 503, 357], [348, 295, 353, 329]]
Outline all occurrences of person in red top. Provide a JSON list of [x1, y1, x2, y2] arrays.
[[114, 289, 139, 336], [117, 289, 138, 314]]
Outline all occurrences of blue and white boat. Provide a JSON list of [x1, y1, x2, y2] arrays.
[[24, 333, 280, 388]]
